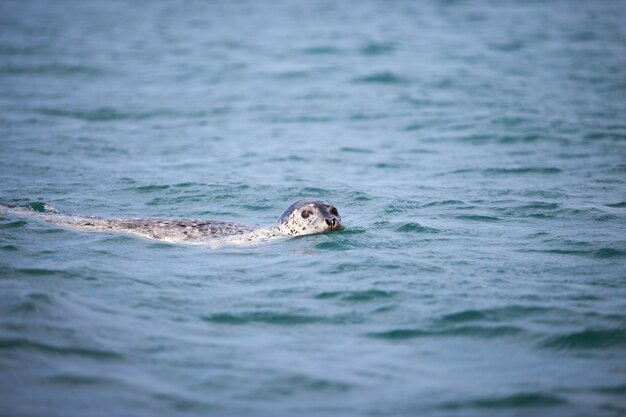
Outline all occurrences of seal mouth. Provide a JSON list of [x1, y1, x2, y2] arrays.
[[325, 218, 342, 231]]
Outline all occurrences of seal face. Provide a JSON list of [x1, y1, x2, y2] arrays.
[[271, 199, 343, 236]]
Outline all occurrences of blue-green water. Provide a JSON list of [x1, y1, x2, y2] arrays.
[[1, 1, 626, 416]]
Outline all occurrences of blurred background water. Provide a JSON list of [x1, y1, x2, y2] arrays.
[[1, 1, 626, 416]]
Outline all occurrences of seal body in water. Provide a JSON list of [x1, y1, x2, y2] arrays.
[[1, 199, 343, 246]]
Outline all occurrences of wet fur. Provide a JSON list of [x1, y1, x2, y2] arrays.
[[0, 199, 342, 246]]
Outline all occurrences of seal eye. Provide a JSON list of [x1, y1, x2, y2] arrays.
[[301, 210, 310, 219], [330, 207, 338, 216]]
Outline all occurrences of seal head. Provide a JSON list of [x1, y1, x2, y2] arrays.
[[272, 199, 343, 236]]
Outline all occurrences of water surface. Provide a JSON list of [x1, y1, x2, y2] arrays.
[[1, 1, 626, 416]]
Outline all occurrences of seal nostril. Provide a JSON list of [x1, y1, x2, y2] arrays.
[[325, 218, 337, 229]]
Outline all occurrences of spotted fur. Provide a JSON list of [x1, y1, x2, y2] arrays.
[[1, 199, 342, 246]]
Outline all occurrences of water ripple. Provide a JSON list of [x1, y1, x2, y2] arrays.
[[368, 325, 525, 340], [440, 392, 567, 410], [202, 311, 326, 325], [352, 71, 408, 84], [540, 328, 626, 350], [439, 305, 552, 323], [314, 290, 397, 302], [0, 337, 122, 359], [395, 222, 439, 233]]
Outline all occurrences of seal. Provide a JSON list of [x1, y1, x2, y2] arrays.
[[1, 199, 343, 246]]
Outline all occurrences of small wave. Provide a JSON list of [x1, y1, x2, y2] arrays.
[[0, 220, 27, 229], [272, 70, 309, 79], [585, 132, 626, 141], [593, 248, 626, 259], [260, 374, 352, 397], [349, 112, 388, 121], [269, 115, 333, 124], [490, 116, 529, 127], [484, 167, 562, 175], [368, 328, 429, 339], [300, 45, 342, 55], [508, 202, 561, 219], [499, 134, 545, 144], [395, 222, 439, 233], [456, 214, 500, 222], [5, 292, 53, 314], [344, 190, 372, 202], [441, 310, 487, 322], [540, 328, 626, 350], [315, 290, 396, 302], [436, 325, 525, 338], [242, 203, 273, 211], [313, 240, 353, 251], [27, 202, 59, 213], [522, 249, 593, 257], [605, 201, 626, 208], [421, 200, 465, 208], [516, 202, 560, 211], [403, 123, 422, 131], [359, 42, 395, 56], [0, 337, 122, 359], [299, 186, 331, 195], [352, 71, 408, 84], [38, 107, 170, 122], [0, 64, 103, 76], [558, 152, 591, 159], [125, 184, 171, 193], [325, 261, 401, 274], [147, 195, 211, 206], [440, 305, 553, 323], [201, 311, 325, 325], [0, 44, 41, 55], [443, 168, 477, 175], [339, 146, 373, 154], [397, 94, 454, 108], [383, 200, 421, 215], [150, 392, 210, 413], [172, 182, 204, 188], [368, 325, 524, 340], [375, 162, 409, 169], [521, 248, 626, 259], [408, 148, 438, 154], [12, 267, 83, 280], [432, 78, 454, 89], [440, 392, 566, 410], [593, 384, 626, 394], [47, 374, 119, 386], [523, 189, 567, 199]]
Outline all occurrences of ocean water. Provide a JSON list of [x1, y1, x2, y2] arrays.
[[1, 0, 626, 416]]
